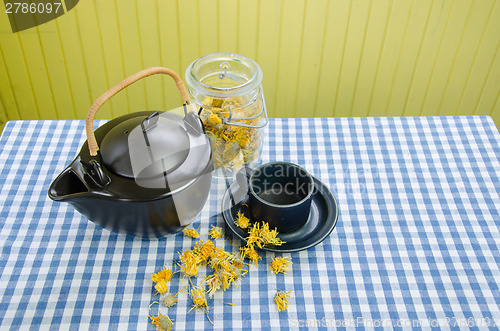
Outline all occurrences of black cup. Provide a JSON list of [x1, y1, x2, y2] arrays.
[[240, 162, 314, 233]]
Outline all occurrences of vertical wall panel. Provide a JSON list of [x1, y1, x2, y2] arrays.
[[334, 0, 371, 118], [237, 0, 259, 60], [0, 0, 499, 128], [0, 94, 7, 126], [437, 0, 496, 116], [315, 0, 351, 118], [256, 0, 281, 117], [401, 0, 453, 116], [476, 45, 500, 124], [294, 0, 329, 118], [137, 0, 164, 112], [158, 0, 183, 111], [177, 0, 200, 72], [36, 21, 77, 119], [74, 0, 113, 119], [55, 10, 94, 120], [349, 0, 391, 118], [218, 0, 238, 52], [0, 45, 23, 120], [114, 0, 147, 114], [16, 31, 59, 119], [273, 0, 305, 118], [384, 0, 433, 117], [94, 0, 129, 117], [198, 0, 219, 57], [455, 1, 500, 116]]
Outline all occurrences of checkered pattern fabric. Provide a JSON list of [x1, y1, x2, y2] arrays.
[[0, 117, 499, 330]]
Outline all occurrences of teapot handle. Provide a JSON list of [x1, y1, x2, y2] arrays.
[[85, 67, 192, 157]]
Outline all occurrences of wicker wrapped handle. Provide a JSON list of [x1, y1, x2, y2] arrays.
[[85, 67, 191, 156]]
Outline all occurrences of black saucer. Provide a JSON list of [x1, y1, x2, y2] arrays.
[[221, 175, 339, 252]]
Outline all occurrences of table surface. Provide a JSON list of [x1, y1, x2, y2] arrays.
[[0, 116, 499, 330]]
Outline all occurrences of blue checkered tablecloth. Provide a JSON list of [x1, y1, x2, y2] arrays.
[[0, 117, 499, 330]]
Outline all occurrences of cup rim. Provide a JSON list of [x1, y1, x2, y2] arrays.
[[248, 162, 314, 208]]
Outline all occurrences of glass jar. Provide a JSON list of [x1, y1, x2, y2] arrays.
[[185, 53, 268, 176]]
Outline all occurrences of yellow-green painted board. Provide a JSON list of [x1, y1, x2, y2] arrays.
[[455, 1, 500, 117], [219, 0, 239, 52], [93, 0, 129, 117], [350, 0, 391, 118], [274, 0, 305, 118], [385, 0, 433, 117], [256, 0, 281, 118], [198, 0, 219, 57], [0, 8, 39, 120], [114, 0, 147, 115], [0, 46, 22, 120], [0, 94, 7, 125], [55, 10, 94, 120], [0, 0, 498, 129], [137, 0, 164, 112], [158, 0, 183, 110], [437, 0, 496, 116], [295, 0, 329, 118], [237, 0, 259, 60], [334, 0, 371, 118], [178, 0, 200, 72], [315, 0, 352, 118], [402, 0, 454, 117]]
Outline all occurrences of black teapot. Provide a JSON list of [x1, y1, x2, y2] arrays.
[[48, 68, 213, 238]]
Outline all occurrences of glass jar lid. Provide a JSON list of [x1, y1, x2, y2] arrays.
[[185, 53, 263, 98]]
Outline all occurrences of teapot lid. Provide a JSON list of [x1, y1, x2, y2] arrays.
[[99, 111, 210, 190]]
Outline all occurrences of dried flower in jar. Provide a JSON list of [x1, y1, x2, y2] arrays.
[[199, 95, 263, 172]]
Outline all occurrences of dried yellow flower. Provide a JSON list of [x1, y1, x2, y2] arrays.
[[178, 250, 202, 278], [258, 222, 285, 247], [198, 240, 215, 262], [205, 272, 223, 297], [183, 226, 201, 238], [274, 290, 292, 312], [209, 226, 224, 240], [246, 222, 263, 248], [162, 293, 178, 308], [188, 283, 214, 324], [270, 256, 293, 274], [234, 212, 250, 229], [154, 279, 169, 295], [208, 113, 222, 126], [151, 268, 172, 284], [240, 245, 261, 266], [161, 286, 188, 308], [200, 95, 263, 171], [210, 247, 231, 261], [189, 284, 209, 311], [149, 312, 174, 331], [244, 221, 285, 249]]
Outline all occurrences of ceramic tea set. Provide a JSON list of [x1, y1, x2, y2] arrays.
[[49, 54, 338, 252]]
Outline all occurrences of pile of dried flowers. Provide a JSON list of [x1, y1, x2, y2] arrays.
[[148, 219, 293, 330]]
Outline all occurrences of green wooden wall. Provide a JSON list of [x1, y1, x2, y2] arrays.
[[0, 0, 499, 129]]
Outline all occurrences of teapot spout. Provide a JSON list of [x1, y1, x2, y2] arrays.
[[48, 169, 88, 201]]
